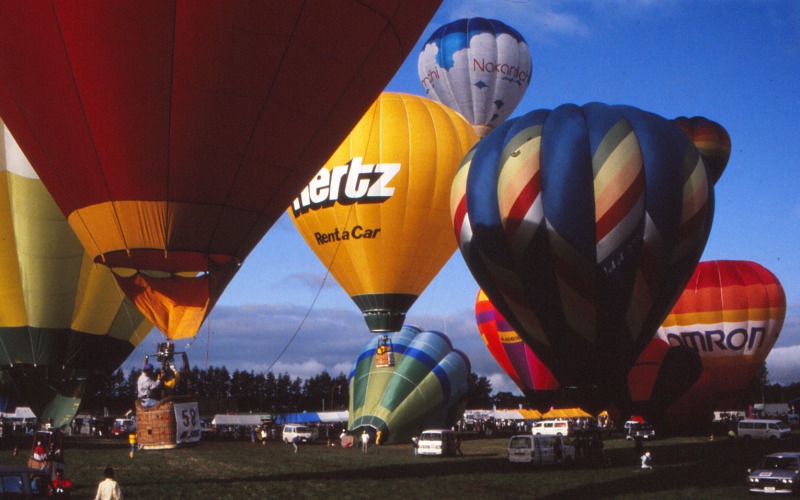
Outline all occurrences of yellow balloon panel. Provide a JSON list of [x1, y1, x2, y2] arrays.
[[290, 93, 477, 331]]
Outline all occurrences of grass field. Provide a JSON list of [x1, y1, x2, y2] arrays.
[[3, 431, 796, 499]]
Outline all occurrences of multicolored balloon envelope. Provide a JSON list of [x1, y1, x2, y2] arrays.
[[452, 102, 715, 408], [657, 260, 785, 426], [0, 123, 152, 427], [0, 1, 442, 340], [475, 289, 560, 409], [672, 116, 731, 185], [348, 326, 470, 444], [418, 17, 532, 137], [291, 93, 477, 332]]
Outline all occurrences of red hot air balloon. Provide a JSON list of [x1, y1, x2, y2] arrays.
[[476, 290, 559, 403], [657, 260, 786, 424], [0, 1, 442, 341]]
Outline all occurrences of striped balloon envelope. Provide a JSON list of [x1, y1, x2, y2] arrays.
[[451, 102, 715, 407], [348, 325, 470, 444], [0, 122, 152, 426], [475, 290, 560, 405], [672, 116, 731, 185], [658, 260, 785, 423]]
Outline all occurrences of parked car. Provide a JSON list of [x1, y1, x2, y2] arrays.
[[531, 419, 571, 437], [282, 424, 313, 444], [508, 435, 575, 465], [738, 419, 791, 440], [747, 452, 800, 494], [417, 429, 458, 456], [110, 418, 136, 437], [0, 466, 53, 498], [625, 422, 656, 440]]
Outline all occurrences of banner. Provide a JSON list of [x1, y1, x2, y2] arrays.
[[173, 402, 201, 444]]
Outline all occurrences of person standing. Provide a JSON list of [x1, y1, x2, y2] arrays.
[[128, 432, 137, 459], [292, 435, 300, 454], [361, 430, 369, 453], [137, 364, 162, 407], [95, 466, 122, 500], [260, 427, 268, 446]]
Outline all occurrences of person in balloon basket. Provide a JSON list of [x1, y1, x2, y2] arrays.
[[137, 363, 162, 407], [95, 466, 122, 500]]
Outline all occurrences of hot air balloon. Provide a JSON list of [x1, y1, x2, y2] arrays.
[[657, 260, 785, 426], [418, 17, 532, 137], [476, 289, 560, 408], [0, 123, 152, 427], [291, 93, 477, 333], [614, 336, 702, 431], [348, 325, 470, 443], [672, 116, 731, 185], [0, 1, 443, 343], [452, 102, 715, 411]]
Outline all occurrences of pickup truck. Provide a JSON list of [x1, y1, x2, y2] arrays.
[[507, 435, 575, 465]]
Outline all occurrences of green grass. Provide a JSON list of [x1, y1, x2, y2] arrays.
[[3, 432, 794, 499]]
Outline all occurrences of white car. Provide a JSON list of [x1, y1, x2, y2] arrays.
[[748, 452, 800, 494]]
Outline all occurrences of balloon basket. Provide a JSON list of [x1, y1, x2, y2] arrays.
[[375, 336, 395, 367], [375, 352, 395, 368], [135, 396, 201, 450]]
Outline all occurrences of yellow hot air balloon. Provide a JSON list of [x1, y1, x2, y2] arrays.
[[290, 93, 477, 332]]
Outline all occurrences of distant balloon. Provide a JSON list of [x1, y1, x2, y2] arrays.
[[0, 123, 152, 427], [291, 93, 477, 332], [672, 116, 731, 185], [658, 260, 785, 426], [0, 1, 443, 341], [348, 325, 470, 443], [418, 17, 532, 137], [475, 290, 560, 405], [452, 102, 715, 408]]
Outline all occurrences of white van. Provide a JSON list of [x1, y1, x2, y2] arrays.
[[417, 429, 457, 456], [508, 435, 575, 465], [282, 424, 313, 444], [737, 419, 791, 440], [531, 420, 571, 437]]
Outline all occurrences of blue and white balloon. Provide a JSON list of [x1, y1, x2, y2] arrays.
[[418, 18, 532, 137]]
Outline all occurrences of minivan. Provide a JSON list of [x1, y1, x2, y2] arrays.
[[282, 424, 314, 444], [531, 419, 570, 437], [417, 429, 457, 456], [737, 419, 791, 440]]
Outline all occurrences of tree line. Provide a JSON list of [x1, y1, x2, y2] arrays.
[[80, 367, 510, 416], [81, 363, 787, 417]]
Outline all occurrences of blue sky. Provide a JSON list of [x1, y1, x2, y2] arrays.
[[124, 0, 800, 392]]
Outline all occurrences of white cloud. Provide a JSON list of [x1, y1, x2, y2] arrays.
[[488, 372, 524, 396], [767, 346, 800, 385]]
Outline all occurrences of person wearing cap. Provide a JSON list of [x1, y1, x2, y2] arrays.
[[137, 363, 162, 407]]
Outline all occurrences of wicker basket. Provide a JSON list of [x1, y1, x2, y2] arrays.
[[135, 395, 196, 450]]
